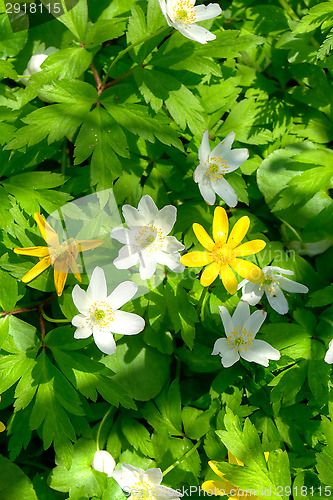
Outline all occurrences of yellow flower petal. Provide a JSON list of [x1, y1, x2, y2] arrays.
[[230, 258, 264, 283], [14, 246, 50, 257], [180, 251, 213, 267], [264, 451, 269, 461], [220, 264, 238, 295], [202, 480, 232, 496], [67, 255, 82, 282], [233, 240, 266, 257], [213, 206, 229, 244], [0, 421, 5, 432], [228, 451, 244, 467], [193, 223, 214, 251], [200, 261, 220, 287], [21, 256, 52, 283], [208, 461, 224, 479], [77, 239, 104, 252], [227, 216, 250, 249], [34, 213, 59, 247], [54, 269, 68, 296]]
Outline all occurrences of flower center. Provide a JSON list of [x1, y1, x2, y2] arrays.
[[227, 326, 254, 352], [172, 0, 196, 24], [212, 243, 235, 264], [137, 225, 164, 252], [204, 157, 229, 182], [259, 274, 278, 295], [50, 238, 79, 270], [130, 481, 156, 500], [89, 301, 114, 327]]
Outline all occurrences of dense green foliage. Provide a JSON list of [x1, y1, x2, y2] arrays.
[[0, 0, 333, 498]]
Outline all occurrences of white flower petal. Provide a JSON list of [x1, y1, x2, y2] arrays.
[[213, 177, 238, 207], [232, 300, 250, 328], [240, 281, 263, 306], [72, 313, 88, 328], [139, 252, 158, 280], [155, 485, 183, 499], [199, 130, 210, 163], [243, 309, 266, 337], [122, 205, 146, 227], [87, 266, 107, 301], [212, 337, 229, 355], [113, 245, 140, 270], [193, 164, 205, 183], [222, 148, 249, 172], [143, 468, 163, 486], [156, 250, 185, 273], [266, 286, 289, 315], [324, 340, 333, 364], [138, 195, 158, 223], [73, 325, 92, 339], [176, 23, 216, 44], [218, 306, 234, 336], [106, 281, 138, 310], [72, 284, 89, 314], [110, 227, 133, 244], [221, 348, 240, 368], [92, 328, 117, 355], [194, 3, 222, 22], [111, 310, 145, 335], [241, 340, 280, 366], [209, 132, 235, 159], [113, 464, 144, 489], [92, 450, 116, 477], [276, 276, 309, 294], [163, 236, 185, 253], [264, 266, 293, 275], [154, 205, 177, 235], [198, 179, 216, 205]]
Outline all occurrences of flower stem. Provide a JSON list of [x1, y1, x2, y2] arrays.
[[96, 407, 113, 451], [162, 439, 202, 477], [196, 287, 208, 319], [0, 295, 56, 318], [102, 26, 169, 84], [281, 219, 303, 243], [41, 310, 69, 324]]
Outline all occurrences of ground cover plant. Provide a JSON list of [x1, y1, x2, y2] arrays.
[[0, 0, 333, 498]]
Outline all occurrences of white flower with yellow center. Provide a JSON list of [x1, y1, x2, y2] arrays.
[[111, 195, 184, 280], [238, 266, 309, 315], [112, 463, 183, 500], [212, 301, 280, 368], [324, 339, 333, 364], [157, 0, 222, 44], [72, 267, 145, 355], [193, 131, 249, 207]]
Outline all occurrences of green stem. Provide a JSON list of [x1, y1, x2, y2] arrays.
[[102, 26, 169, 84], [96, 407, 113, 451], [278, 0, 299, 21], [281, 219, 303, 243], [162, 439, 202, 477], [196, 287, 208, 320], [41, 310, 69, 324], [61, 139, 68, 176]]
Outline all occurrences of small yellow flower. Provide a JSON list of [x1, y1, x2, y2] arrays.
[[202, 451, 269, 498], [14, 213, 104, 296], [0, 396, 6, 432], [180, 207, 266, 294]]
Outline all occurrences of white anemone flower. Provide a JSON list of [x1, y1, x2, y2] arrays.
[[157, 0, 222, 44], [20, 46, 58, 85], [110, 195, 184, 280], [238, 266, 309, 315], [212, 301, 280, 368], [72, 266, 145, 355], [193, 131, 249, 207], [113, 463, 183, 500], [92, 450, 116, 477], [324, 339, 333, 364]]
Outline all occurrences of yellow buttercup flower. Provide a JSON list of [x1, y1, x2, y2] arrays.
[[0, 396, 6, 432], [202, 451, 269, 498], [14, 213, 104, 296], [180, 207, 266, 294]]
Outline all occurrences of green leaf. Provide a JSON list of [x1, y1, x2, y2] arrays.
[[196, 30, 265, 58], [307, 284, 333, 306], [57, 0, 88, 40], [0, 59, 18, 80], [85, 18, 126, 45], [120, 417, 154, 456], [0, 268, 18, 311], [0, 454, 38, 500], [0, 14, 27, 58]]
